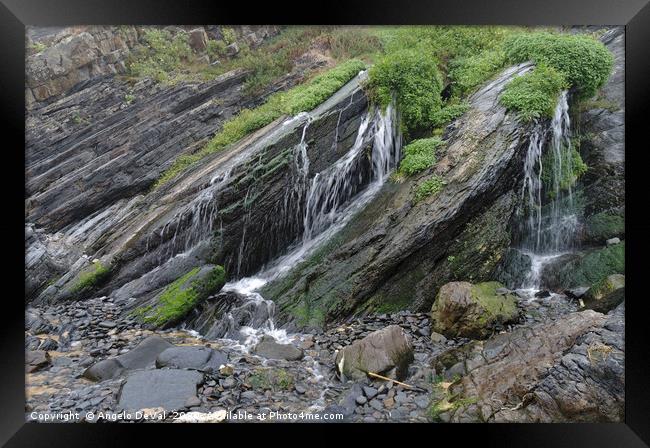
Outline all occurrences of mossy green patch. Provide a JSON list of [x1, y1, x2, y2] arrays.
[[247, 368, 294, 391], [587, 273, 625, 302], [470, 281, 517, 326], [555, 241, 625, 288], [398, 137, 443, 176], [584, 212, 624, 242], [70, 261, 111, 294], [500, 65, 568, 121], [540, 146, 588, 198], [136, 265, 226, 327], [414, 175, 446, 202]]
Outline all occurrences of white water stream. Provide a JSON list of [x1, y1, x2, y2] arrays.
[[518, 90, 580, 293]]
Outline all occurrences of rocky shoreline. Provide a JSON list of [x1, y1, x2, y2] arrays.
[[25, 281, 622, 423]]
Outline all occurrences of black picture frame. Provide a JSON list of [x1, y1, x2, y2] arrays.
[[3, 0, 649, 445]]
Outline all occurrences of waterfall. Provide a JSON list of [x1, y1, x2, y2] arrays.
[[520, 90, 580, 289], [192, 101, 401, 344]]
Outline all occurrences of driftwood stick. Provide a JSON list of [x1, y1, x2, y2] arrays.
[[367, 371, 416, 389]]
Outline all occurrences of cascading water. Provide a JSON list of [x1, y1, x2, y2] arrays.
[[195, 100, 401, 346], [519, 90, 580, 290]]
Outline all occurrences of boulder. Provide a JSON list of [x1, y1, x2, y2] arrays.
[[83, 335, 173, 382], [335, 325, 414, 381], [584, 274, 625, 305], [83, 358, 125, 381], [225, 42, 239, 57], [26, 350, 51, 373], [564, 286, 589, 300], [155, 346, 228, 371], [586, 287, 625, 314], [606, 237, 621, 246], [188, 28, 208, 52], [252, 335, 304, 361], [117, 369, 204, 412], [430, 281, 519, 339], [116, 335, 174, 370]]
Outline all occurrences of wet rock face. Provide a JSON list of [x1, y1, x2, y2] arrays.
[[430, 308, 623, 422], [267, 63, 536, 325], [578, 28, 624, 239], [430, 281, 519, 339], [335, 325, 414, 381]]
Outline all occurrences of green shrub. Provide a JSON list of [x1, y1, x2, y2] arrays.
[[448, 48, 509, 97], [128, 29, 192, 83], [430, 102, 470, 127], [221, 27, 237, 45], [500, 65, 568, 121], [366, 48, 444, 135], [328, 27, 383, 60], [398, 137, 443, 176], [415, 176, 446, 202], [71, 261, 110, 293], [503, 32, 614, 99], [206, 39, 227, 58], [154, 59, 365, 188], [139, 265, 226, 326]]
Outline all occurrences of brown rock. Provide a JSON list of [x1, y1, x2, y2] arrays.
[[335, 325, 414, 381]]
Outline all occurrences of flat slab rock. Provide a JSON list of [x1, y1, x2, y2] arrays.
[[118, 369, 204, 412], [84, 335, 173, 381], [434, 309, 614, 422], [155, 346, 228, 371]]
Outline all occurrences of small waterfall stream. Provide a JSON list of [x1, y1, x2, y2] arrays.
[[191, 101, 401, 347], [519, 90, 580, 291]]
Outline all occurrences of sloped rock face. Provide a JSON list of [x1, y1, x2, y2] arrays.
[[578, 28, 625, 245], [266, 63, 536, 324], [431, 308, 617, 422], [29, 73, 370, 305], [497, 304, 625, 422]]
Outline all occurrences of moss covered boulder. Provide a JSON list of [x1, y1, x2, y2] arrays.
[[583, 274, 625, 313], [430, 281, 519, 339], [134, 264, 226, 328]]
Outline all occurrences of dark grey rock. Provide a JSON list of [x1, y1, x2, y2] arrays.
[[252, 335, 304, 361], [83, 358, 125, 382], [155, 346, 227, 371], [115, 335, 174, 370], [118, 369, 203, 411]]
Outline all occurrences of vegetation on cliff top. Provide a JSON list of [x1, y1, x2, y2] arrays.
[[154, 59, 366, 188], [500, 32, 613, 120]]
